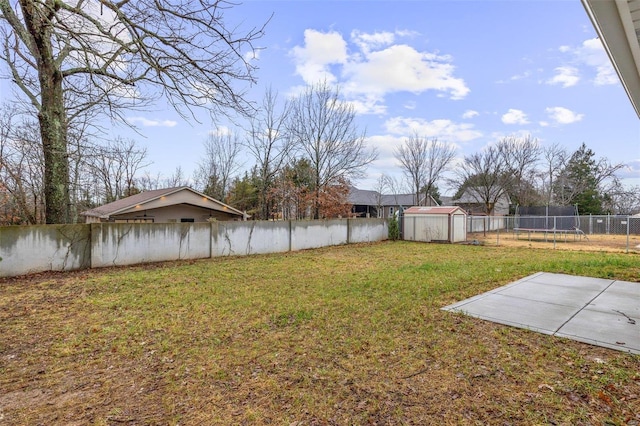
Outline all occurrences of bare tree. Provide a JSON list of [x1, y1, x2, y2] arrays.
[[137, 171, 162, 192], [164, 166, 189, 188], [541, 143, 567, 205], [0, 108, 44, 224], [288, 81, 377, 219], [245, 87, 293, 220], [372, 174, 389, 218], [194, 131, 242, 200], [86, 136, 149, 203], [394, 134, 428, 206], [394, 134, 456, 206], [498, 135, 541, 206], [0, 0, 266, 223], [450, 144, 509, 216]]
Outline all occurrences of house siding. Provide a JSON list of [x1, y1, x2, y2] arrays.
[[110, 204, 239, 223]]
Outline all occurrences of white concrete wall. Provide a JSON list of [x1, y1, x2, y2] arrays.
[[0, 225, 90, 277], [213, 221, 290, 256], [91, 223, 211, 267], [291, 219, 348, 251], [1, 219, 388, 277], [348, 219, 388, 243]]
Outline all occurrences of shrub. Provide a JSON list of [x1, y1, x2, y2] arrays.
[[388, 215, 400, 240]]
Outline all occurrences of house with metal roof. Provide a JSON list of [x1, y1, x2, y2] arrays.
[[81, 186, 247, 223]]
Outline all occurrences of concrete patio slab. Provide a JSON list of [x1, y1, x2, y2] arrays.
[[442, 272, 639, 355]]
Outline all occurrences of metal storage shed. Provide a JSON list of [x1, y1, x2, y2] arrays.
[[403, 206, 467, 243]]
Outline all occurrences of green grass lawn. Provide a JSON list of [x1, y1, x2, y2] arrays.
[[1, 241, 638, 425]]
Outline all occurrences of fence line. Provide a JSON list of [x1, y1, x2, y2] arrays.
[[0, 218, 388, 278], [466, 215, 640, 236]]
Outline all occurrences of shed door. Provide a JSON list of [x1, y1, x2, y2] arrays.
[[452, 214, 466, 242]]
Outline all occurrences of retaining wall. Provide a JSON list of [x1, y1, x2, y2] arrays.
[[0, 218, 388, 278]]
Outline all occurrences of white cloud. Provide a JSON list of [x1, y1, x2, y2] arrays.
[[579, 38, 618, 85], [510, 71, 531, 81], [350, 30, 396, 54], [343, 44, 469, 100], [366, 134, 406, 161], [290, 29, 348, 85], [289, 29, 469, 113], [546, 66, 580, 88], [208, 125, 233, 136], [403, 100, 417, 110], [501, 109, 529, 125], [127, 117, 177, 127], [462, 110, 479, 119], [617, 159, 640, 178], [545, 106, 584, 124], [342, 96, 387, 115], [383, 116, 482, 143], [496, 70, 532, 84], [557, 38, 618, 86]]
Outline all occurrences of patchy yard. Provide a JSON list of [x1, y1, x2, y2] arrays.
[[1, 241, 638, 425], [470, 231, 640, 254]]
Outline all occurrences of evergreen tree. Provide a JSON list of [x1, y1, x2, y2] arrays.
[[553, 144, 604, 214]]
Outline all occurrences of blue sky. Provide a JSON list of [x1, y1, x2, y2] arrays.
[[3, 0, 639, 194]]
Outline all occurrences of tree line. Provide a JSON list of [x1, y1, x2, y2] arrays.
[[392, 134, 634, 216], [0, 82, 378, 224], [3, 80, 635, 226]]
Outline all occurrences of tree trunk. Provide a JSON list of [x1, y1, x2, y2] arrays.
[[39, 82, 69, 224], [22, 0, 70, 224]]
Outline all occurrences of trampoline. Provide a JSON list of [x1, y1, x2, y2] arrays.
[[514, 206, 589, 242]]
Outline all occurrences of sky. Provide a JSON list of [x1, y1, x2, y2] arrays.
[[2, 0, 640, 195]]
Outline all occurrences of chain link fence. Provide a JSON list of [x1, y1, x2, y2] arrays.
[[467, 215, 640, 252]]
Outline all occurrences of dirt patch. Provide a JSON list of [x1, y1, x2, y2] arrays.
[[470, 231, 640, 253]]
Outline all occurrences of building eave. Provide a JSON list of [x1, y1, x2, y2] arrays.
[[582, 0, 640, 118]]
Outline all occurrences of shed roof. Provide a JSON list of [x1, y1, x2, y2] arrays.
[[403, 206, 466, 215]]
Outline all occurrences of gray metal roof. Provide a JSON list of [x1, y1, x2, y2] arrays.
[[348, 187, 423, 207]]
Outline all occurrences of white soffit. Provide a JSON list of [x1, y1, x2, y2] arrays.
[[582, 0, 640, 118]]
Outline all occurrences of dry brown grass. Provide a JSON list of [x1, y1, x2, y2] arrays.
[[471, 231, 640, 254], [1, 241, 638, 425]]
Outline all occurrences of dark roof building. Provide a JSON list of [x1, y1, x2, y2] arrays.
[[82, 187, 246, 223]]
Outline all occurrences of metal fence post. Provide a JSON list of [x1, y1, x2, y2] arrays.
[[627, 215, 630, 254]]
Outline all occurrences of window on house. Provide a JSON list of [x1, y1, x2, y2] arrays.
[[180, 218, 195, 223], [115, 218, 154, 223]]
